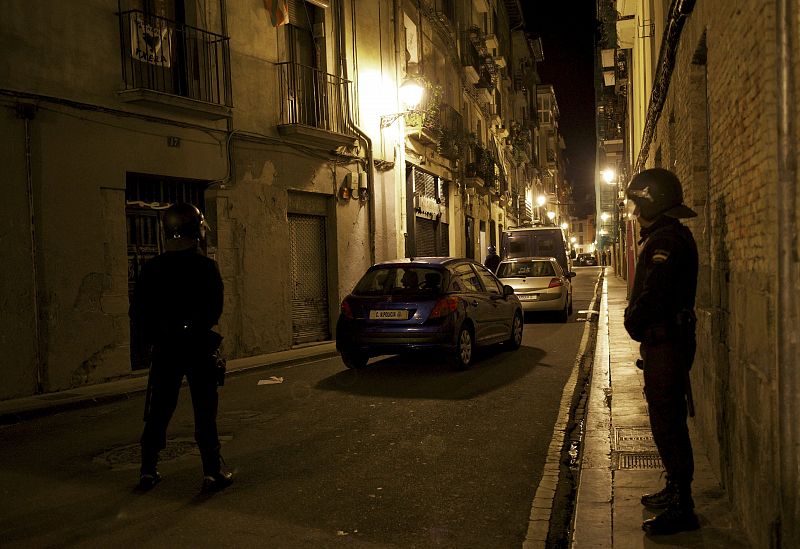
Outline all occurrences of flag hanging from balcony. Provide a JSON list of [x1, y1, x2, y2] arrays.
[[130, 13, 172, 67], [264, 0, 289, 27]]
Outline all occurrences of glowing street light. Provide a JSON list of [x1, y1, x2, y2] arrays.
[[547, 211, 556, 221], [399, 78, 425, 110], [380, 78, 427, 128], [601, 168, 616, 184], [536, 195, 547, 207], [560, 222, 569, 231], [600, 212, 610, 222]]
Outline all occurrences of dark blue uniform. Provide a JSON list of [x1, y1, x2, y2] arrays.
[[484, 253, 501, 273], [130, 245, 224, 477], [624, 216, 698, 489]]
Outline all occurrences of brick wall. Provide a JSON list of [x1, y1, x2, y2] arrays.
[[643, 0, 784, 545]]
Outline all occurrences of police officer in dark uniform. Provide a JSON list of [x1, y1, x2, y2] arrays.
[[484, 245, 501, 273], [623, 169, 700, 535], [130, 203, 233, 493]]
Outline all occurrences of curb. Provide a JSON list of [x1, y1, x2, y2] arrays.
[[0, 344, 339, 425]]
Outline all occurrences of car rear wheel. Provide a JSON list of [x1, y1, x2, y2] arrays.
[[451, 325, 474, 370], [506, 312, 523, 350], [557, 301, 569, 323], [341, 351, 368, 369]]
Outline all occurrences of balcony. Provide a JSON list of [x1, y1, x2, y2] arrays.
[[276, 62, 358, 150], [465, 144, 497, 193], [436, 103, 464, 161], [117, 10, 232, 119], [462, 39, 482, 84]]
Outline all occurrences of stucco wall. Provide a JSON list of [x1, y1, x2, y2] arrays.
[[0, 112, 39, 399], [0, 98, 227, 398]]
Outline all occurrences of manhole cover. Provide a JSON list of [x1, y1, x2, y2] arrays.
[[614, 451, 663, 470], [614, 426, 657, 451]]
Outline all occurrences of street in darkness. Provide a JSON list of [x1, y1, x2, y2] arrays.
[[0, 270, 602, 548]]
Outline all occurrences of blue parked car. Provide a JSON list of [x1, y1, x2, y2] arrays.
[[336, 257, 523, 370]]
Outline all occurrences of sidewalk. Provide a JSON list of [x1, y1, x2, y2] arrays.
[[0, 341, 338, 425], [572, 271, 750, 548]]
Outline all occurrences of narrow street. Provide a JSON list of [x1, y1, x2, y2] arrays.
[[0, 271, 601, 548]]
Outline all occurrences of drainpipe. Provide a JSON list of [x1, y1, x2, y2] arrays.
[[776, 0, 799, 544], [338, 0, 376, 264], [393, 0, 408, 258], [634, 0, 696, 171], [17, 103, 43, 393]]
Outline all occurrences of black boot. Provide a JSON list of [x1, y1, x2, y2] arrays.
[[201, 470, 233, 493], [642, 486, 700, 535], [138, 447, 161, 491], [200, 452, 233, 494], [641, 479, 679, 509]]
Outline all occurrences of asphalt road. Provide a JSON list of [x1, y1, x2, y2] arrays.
[[0, 267, 602, 549]]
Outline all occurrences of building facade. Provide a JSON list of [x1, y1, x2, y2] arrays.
[[0, 0, 567, 400], [599, 0, 800, 545]]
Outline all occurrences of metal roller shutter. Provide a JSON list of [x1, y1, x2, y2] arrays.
[[289, 213, 330, 344], [415, 217, 437, 256]]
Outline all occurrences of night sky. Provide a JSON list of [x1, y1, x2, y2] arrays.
[[523, 2, 598, 217]]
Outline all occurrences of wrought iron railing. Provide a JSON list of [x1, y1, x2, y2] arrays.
[[276, 61, 356, 137], [466, 144, 497, 189], [461, 35, 483, 73], [435, 102, 463, 160], [118, 9, 231, 107]]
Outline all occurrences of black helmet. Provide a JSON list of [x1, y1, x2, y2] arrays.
[[488, 245, 496, 254], [626, 168, 697, 220], [163, 203, 205, 240]]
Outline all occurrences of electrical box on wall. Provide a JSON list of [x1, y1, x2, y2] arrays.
[[349, 172, 358, 193]]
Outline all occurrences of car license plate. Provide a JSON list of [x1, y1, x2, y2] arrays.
[[519, 294, 539, 301], [369, 309, 409, 320]]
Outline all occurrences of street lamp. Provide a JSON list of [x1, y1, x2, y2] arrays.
[[601, 168, 616, 184], [380, 78, 426, 128]]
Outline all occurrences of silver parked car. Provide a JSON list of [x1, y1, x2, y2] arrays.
[[496, 257, 575, 322]]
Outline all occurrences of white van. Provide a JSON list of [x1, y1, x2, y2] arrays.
[[500, 226, 573, 274]]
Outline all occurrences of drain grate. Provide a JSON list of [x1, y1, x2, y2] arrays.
[[614, 451, 663, 470], [614, 426, 657, 451]]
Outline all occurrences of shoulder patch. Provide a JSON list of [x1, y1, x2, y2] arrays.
[[651, 249, 670, 263]]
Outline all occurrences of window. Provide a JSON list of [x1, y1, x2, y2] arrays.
[[473, 265, 502, 294], [451, 264, 482, 292]]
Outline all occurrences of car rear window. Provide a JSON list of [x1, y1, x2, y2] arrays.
[[353, 266, 445, 295], [497, 260, 556, 278]]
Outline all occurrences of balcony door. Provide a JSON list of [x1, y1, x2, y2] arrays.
[[286, 1, 330, 129], [124, 0, 225, 104]]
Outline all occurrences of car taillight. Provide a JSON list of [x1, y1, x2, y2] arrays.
[[341, 299, 354, 319], [548, 278, 564, 288], [429, 296, 459, 319]]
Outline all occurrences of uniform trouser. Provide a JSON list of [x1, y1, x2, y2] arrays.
[[641, 339, 694, 487], [141, 345, 221, 476]]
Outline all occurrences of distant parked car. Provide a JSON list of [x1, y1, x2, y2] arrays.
[[576, 253, 598, 267], [336, 257, 523, 370], [496, 257, 575, 322]]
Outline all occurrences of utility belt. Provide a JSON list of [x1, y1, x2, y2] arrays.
[[642, 309, 696, 345], [151, 328, 226, 386]]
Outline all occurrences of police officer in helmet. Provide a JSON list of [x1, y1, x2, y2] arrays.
[[624, 168, 700, 535], [484, 245, 501, 273], [130, 202, 232, 493]]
